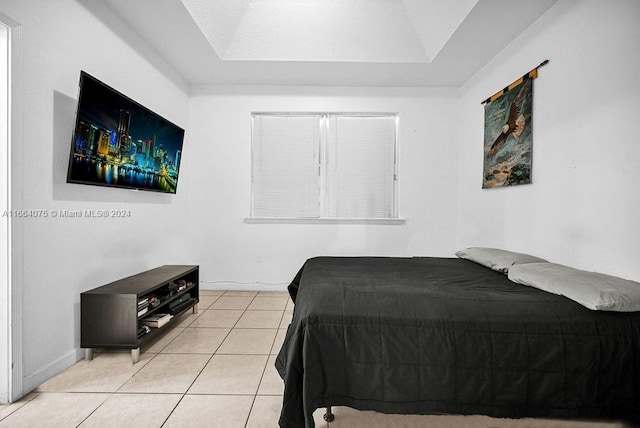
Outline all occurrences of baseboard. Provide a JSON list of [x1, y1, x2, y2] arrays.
[[21, 348, 82, 395], [199, 281, 288, 292]]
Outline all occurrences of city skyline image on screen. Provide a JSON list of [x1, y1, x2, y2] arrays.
[[67, 71, 185, 194]]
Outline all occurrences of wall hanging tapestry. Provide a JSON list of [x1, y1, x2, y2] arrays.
[[481, 60, 548, 188]]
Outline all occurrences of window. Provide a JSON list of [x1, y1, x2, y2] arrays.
[[251, 113, 398, 220]]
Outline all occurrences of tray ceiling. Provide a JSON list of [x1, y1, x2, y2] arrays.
[[86, 0, 558, 87]]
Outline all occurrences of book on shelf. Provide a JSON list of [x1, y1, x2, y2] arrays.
[[138, 297, 149, 307], [137, 306, 149, 317], [141, 313, 173, 328]]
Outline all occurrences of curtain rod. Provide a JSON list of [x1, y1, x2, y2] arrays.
[[481, 60, 549, 105]]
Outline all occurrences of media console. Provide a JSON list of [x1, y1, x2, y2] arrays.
[[81, 265, 199, 363]]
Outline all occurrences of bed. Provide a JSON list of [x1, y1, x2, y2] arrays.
[[275, 256, 640, 428]]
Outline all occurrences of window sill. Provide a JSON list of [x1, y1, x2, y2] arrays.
[[244, 217, 406, 225]]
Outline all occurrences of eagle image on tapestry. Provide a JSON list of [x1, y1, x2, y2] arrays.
[[483, 77, 533, 188]]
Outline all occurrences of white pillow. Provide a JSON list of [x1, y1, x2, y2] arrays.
[[508, 262, 640, 312], [455, 247, 547, 274]]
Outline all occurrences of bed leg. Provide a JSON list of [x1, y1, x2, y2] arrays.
[[323, 406, 335, 422]]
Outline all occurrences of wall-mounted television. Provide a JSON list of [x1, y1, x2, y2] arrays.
[[66, 71, 185, 194]]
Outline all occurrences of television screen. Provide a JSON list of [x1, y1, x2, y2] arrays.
[[67, 71, 185, 194]]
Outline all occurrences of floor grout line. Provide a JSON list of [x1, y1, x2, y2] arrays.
[[4, 291, 292, 428]]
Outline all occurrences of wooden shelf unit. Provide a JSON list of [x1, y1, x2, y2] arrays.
[[81, 265, 199, 363]]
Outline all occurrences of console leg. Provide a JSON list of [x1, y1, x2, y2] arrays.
[[323, 406, 334, 422], [193, 303, 198, 314], [131, 348, 140, 364], [84, 348, 93, 361]]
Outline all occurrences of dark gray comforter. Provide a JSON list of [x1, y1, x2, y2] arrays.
[[275, 257, 640, 427]]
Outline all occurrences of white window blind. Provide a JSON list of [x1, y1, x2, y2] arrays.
[[251, 113, 398, 219], [325, 115, 397, 218], [252, 114, 321, 218]]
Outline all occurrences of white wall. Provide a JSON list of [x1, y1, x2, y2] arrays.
[[0, 0, 191, 397], [456, 0, 640, 280], [187, 85, 460, 286]]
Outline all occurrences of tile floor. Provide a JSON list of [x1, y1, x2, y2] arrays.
[[0, 290, 632, 428]]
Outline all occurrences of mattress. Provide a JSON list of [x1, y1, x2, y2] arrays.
[[275, 257, 640, 427]]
